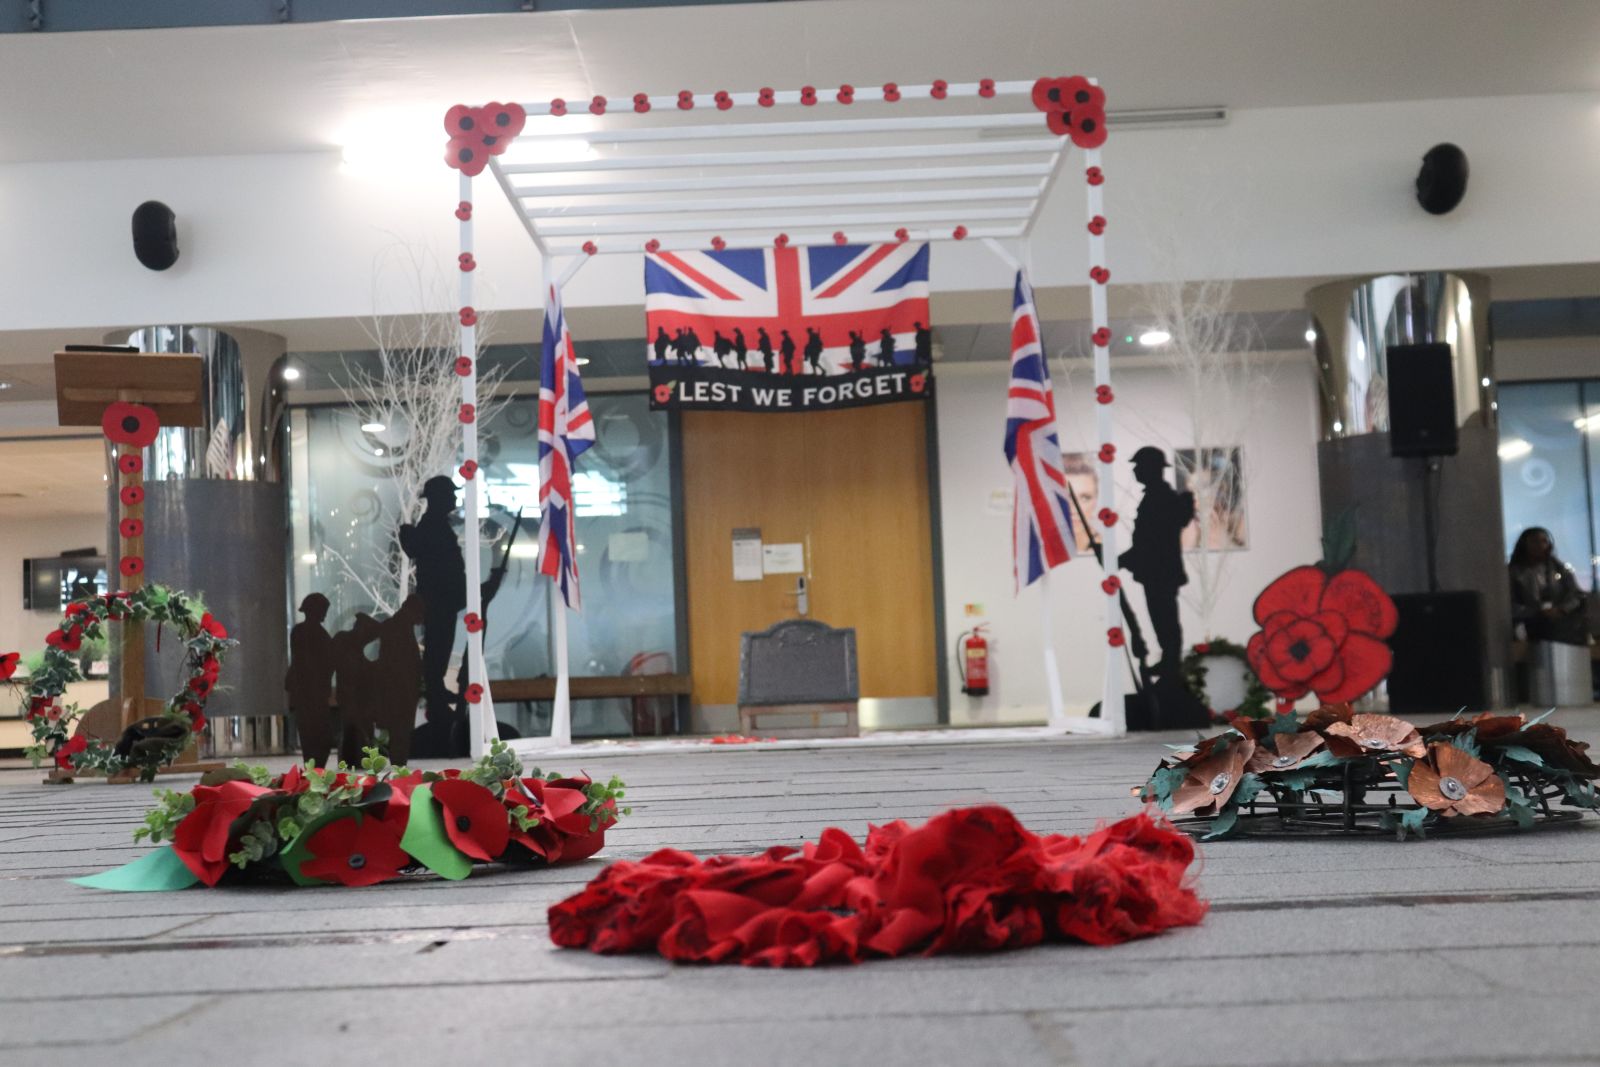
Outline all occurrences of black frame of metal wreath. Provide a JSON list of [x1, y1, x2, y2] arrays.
[[1171, 760, 1589, 840]]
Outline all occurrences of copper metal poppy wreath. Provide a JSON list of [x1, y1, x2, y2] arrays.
[[1140, 706, 1600, 839], [21, 586, 231, 782], [74, 741, 626, 891]]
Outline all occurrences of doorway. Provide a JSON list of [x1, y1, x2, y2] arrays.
[[680, 402, 940, 729]]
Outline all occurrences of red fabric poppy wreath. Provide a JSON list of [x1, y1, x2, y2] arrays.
[[549, 806, 1204, 967], [1245, 565, 1398, 704], [299, 814, 410, 887]]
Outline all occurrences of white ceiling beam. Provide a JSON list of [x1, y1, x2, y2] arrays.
[[522, 185, 1044, 218], [511, 162, 1056, 198], [524, 111, 1044, 145], [497, 138, 1060, 175], [542, 224, 1029, 257], [516, 80, 1042, 116], [532, 205, 1030, 238]]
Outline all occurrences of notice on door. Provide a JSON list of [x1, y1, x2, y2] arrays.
[[762, 542, 805, 575], [732, 527, 763, 582]]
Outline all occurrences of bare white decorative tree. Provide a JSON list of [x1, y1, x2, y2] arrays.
[[323, 243, 515, 617], [1135, 271, 1272, 636]]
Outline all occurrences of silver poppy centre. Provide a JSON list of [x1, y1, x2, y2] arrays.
[[1208, 772, 1232, 794], [1439, 776, 1468, 801], [1271, 755, 1296, 768]]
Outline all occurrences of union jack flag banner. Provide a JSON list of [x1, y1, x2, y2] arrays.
[[1004, 270, 1075, 591], [538, 281, 596, 609], [644, 242, 933, 412]]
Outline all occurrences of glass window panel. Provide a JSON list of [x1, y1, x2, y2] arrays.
[[1497, 381, 1593, 590]]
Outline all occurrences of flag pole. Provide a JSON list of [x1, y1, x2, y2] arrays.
[[541, 258, 575, 750]]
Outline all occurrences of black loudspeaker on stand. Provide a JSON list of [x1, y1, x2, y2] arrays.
[[1388, 591, 1486, 714]]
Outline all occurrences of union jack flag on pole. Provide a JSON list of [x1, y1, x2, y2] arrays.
[[1004, 270, 1075, 592], [538, 280, 596, 609]]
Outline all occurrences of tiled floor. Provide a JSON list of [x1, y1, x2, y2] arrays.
[[2, 712, 1598, 1067]]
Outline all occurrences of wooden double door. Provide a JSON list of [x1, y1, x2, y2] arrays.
[[680, 402, 939, 713]]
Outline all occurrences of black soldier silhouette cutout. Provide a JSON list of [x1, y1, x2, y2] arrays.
[[1118, 447, 1196, 679], [804, 327, 825, 375], [848, 330, 867, 372], [757, 327, 776, 372], [684, 326, 704, 364], [732, 327, 749, 370], [672, 328, 693, 365], [367, 595, 425, 765], [779, 330, 797, 375], [652, 326, 671, 364], [285, 592, 335, 766], [330, 614, 382, 760], [398, 475, 467, 747], [712, 330, 733, 367], [914, 321, 932, 364], [878, 328, 897, 367]]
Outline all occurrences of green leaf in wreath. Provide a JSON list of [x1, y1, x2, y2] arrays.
[[72, 847, 200, 892], [1202, 808, 1240, 840], [1495, 745, 1545, 768], [398, 784, 472, 880], [1398, 806, 1430, 840]]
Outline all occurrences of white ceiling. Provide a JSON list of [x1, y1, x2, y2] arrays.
[[0, 437, 110, 518], [2, 0, 1599, 165]]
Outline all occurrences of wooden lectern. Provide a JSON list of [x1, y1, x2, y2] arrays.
[[50, 348, 221, 783]]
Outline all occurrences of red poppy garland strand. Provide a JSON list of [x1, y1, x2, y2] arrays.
[[20, 586, 232, 782], [550, 807, 1205, 967], [84, 741, 628, 890]]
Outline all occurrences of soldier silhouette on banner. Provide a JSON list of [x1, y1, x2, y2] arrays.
[[684, 326, 704, 363], [1118, 447, 1195, 679], [732, 327, 749, 370], [399, 475, 467, 744], [779, 330, 797, 375], [757, 327, 776, 372], [914, 321, 932, 364], [652, 326, 672, 364], [848, 330, 867, 372], [878, 328, 897, 367], [804, 327, 825, 375], [713, 330, 733, 366]]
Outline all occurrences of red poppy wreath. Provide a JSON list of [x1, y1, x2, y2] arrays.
[[69, 740, 629, 891], [20, 585, 231, 782]]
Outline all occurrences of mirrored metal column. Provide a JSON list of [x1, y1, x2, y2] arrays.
[[107, 326, 292, 755]]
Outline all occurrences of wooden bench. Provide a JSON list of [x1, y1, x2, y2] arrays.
[[490, 674, 693, 737]]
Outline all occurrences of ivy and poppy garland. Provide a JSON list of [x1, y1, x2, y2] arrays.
[[1140, 706, 1600, 840], [19, 585, 232, 782], [74, 741, 628, 891]]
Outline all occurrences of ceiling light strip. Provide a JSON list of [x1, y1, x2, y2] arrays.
[[532, 205, 1031, 237]]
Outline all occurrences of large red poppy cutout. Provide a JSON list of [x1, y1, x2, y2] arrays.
[[432, 778, 510, 861], [1246, 565, 1397, 704], [102, 402, 161, 448]]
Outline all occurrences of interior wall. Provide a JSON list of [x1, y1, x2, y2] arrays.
[[934, 355, 1323, 723], [0, 92, 1596, 337], [0, 512, 108, 660]]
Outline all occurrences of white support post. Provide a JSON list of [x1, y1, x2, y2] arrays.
[[459, 171, 499, 758], [1038, 569, 1068, 730], [1083, 110, 1124, 736]]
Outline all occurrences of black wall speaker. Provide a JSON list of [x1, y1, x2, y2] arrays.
[[1416, 143, 1469, 215], [132, 200, 178, 271], [1388, 342, 1458, 457]]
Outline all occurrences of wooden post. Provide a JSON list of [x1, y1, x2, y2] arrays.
[[116, 403, 146, 732]]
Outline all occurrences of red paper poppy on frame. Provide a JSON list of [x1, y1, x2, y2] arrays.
[[118, 454, 143, 475], [119, 518, 143, 538], [102, 402, 160, 447], [1246, 565, 1398, 704], [432, 779, 510, 861], [120, 485, 144, 506], [120, 556, 144, 577], [299, 814, 409, 887], [200, 613, 227, 640], [0, 652, 19, 680]]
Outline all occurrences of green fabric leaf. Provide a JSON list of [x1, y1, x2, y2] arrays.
[[1525, 708, 1555, 728], [1398, 806, 1430, 840], [399, 783, 472, 880], [1202, 808, 1240, 840], [1298, 750, 1340, 769], [1504, 785, 1535, 830], [1454, 730, 1481, 759], [1267, 714, 1302, 735], [1320, 507, 1358, 572], [1146, 765, 1188, 810], [1390, 759, 1412, 788], [1496, 745, 1546, 768], [72, 847, 200, 892], [1232, 772, 1265, 809], [1270, 769, 1319, 792]]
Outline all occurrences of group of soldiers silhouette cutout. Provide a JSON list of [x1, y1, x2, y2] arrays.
[[284, 475, 520, 764], [651, 322, 933, 376]]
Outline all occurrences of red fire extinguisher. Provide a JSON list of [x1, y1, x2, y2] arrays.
[[957, 625, 990, 696]]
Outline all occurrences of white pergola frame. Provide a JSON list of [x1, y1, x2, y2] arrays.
[[447, 78, 1123, 756]]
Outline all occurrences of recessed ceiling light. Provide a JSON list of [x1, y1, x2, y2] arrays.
[[360, 421, 386, 433], [1332, 420, 1344, 433], [282, 366, 301, 381], [1138, 330, 1171, 347], [1305, 329, 1318, 344], [0, 381, 12, 390], [575, 357, 591, 366], [1480, 377, 1491, 388]]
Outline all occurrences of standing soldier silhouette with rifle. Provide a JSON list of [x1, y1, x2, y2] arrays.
[[450, 507, 526, 754]]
